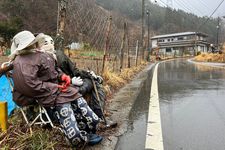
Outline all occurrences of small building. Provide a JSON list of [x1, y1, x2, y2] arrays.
[[151, 32, 210, 56]]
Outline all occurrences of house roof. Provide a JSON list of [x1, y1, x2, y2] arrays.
[[151, 32, 208, 40]]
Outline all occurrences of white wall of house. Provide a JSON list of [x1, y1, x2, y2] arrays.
[[158, 48, 183, 56], [152, 39, 158, 48], [197, 45, 208, 53], [151, 32, 209, 56]]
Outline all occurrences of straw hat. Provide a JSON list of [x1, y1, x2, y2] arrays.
[[10, 31, 37, 56]]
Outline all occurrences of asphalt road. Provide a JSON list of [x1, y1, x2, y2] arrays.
[[159, 59, 225, 150], [116, 59, 225, 150]]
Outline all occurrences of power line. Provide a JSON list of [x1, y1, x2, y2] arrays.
[[155, 0, 168, 7], [190, 0, 210, 16], [198, 0, 212, 11], [177, 0, 206, 16], [167, 0, 173, 8], [197, 0, 225, 30], [193, 0, 211, 16], [173, 0, 193, 13]]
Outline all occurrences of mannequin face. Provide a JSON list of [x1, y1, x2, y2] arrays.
[[38, 35, 55, 53]]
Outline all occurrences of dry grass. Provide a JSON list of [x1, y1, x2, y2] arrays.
[[223, 43, 225, 54], [0, 50, 149, 149], [194, 53, 225, 63], [0, 111, 69, 150], [103, 68, 126, 89], [0, 60, 148, 149], [102, 61, 147, 96], [194, 42, 225, 63]]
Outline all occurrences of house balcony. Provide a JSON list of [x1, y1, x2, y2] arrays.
[[157, 39, 209, 48]]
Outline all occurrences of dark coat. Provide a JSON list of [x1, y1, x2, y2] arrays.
[[12, 51, 81, 107], [56, 50, 92, 79], [55, 50, 105, 119], [56, 50, 94, 94]]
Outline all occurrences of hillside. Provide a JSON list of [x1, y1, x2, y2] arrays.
[[96, 0, 219, 42], [0, 0, 220, 48]]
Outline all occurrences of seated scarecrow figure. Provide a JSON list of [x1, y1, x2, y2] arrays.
[[9, 30, 103, 147], [35, 33, 106, 121]]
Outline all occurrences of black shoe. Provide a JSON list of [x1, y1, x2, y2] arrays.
[[87, 134, 103, 145]]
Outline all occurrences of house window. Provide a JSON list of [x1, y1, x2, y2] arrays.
[[166, 48, 172, 52], [178, 37, 184, 40], [158, 39, 163, 42]]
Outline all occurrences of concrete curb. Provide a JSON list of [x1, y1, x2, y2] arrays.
[[188, 59, 225, 69]]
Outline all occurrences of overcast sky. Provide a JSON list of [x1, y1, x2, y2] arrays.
[[151, 0, 225, 18]]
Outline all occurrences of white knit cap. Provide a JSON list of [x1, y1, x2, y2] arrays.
[[36, 33, 54, 47], [35, 33, 56, 60]]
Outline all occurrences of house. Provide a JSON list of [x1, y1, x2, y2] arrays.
[[151, 32, 210, 56]]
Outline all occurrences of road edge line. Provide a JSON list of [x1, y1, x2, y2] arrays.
[[145, 63, 164, 150]]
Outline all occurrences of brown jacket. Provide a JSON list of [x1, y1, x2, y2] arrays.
[[12, 51, 81, 107]]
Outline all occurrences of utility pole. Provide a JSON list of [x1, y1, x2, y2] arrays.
[[141, 0, 145, 60], [146, 10, 150, 61], [216, 17, 220, 49], [55, 0, 68, 51]]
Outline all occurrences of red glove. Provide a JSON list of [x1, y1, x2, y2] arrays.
[[57, 84, 67, 92], [61, 74, 71, 87]]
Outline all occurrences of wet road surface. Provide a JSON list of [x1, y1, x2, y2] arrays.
[[116, 59, 225, 150], [159, 59, 225, 150]]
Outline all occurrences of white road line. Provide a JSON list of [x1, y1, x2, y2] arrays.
[[145, 63, 164, 150], [188, 59, 225, 69]]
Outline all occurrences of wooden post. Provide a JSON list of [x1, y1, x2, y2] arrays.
[[55, 0, 68, 51], [135, 40, 139, 67], [194, 32, 197, 56], [57, 0, 68, 36], [102, 15, 112, 74], [96, 59, 99, 75], [120, 22, 127, 71], [113, 56, 117, 72], [146, 10, 150, 61], [126, 23, 131, 68], [0, 102, 8, 132]]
